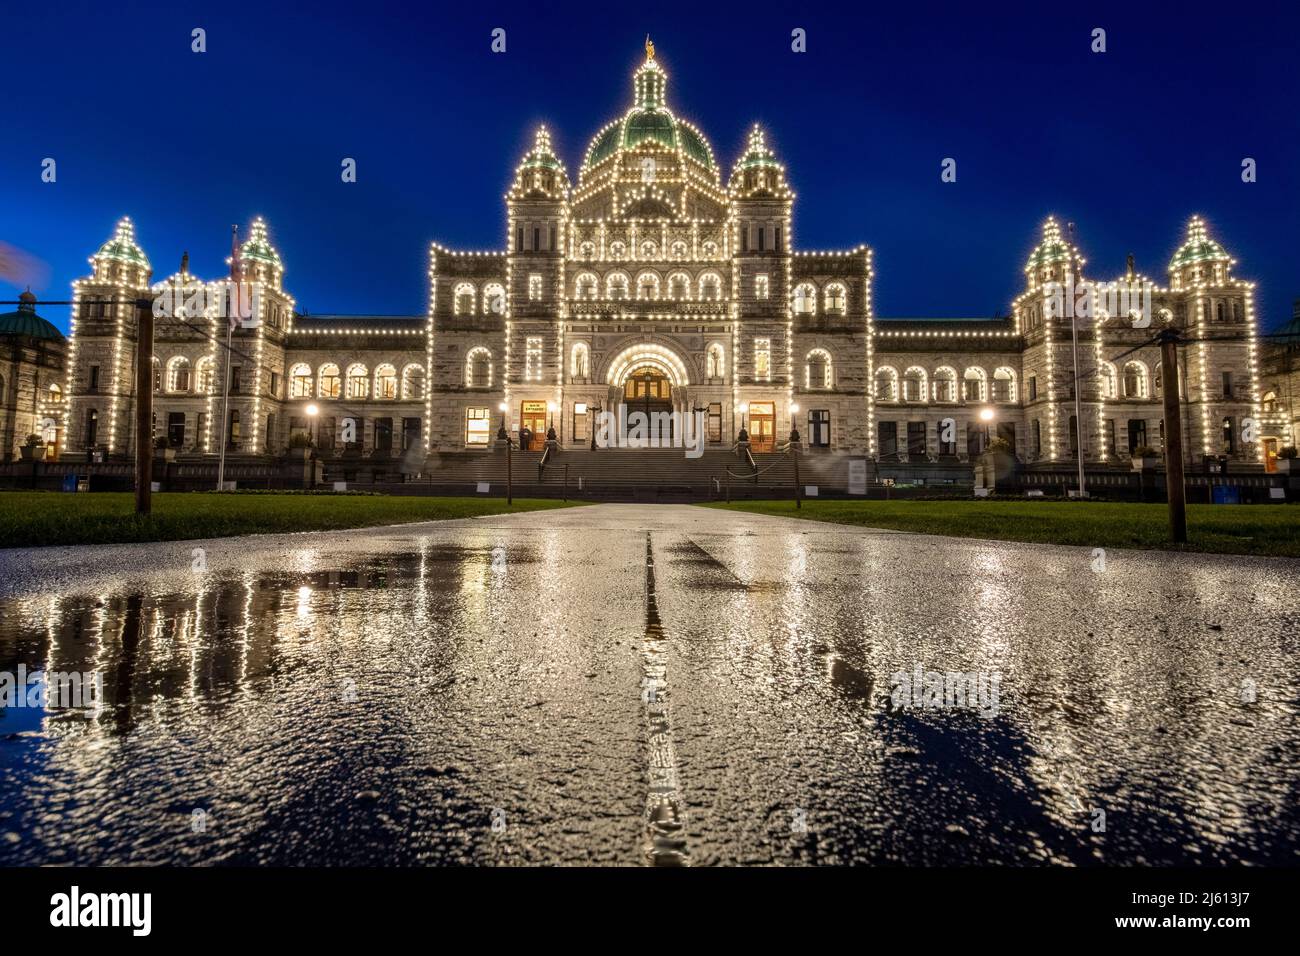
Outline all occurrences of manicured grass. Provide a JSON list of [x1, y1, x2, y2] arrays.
[[703, 498, 1300, 557], [0, 492, 575, 548]]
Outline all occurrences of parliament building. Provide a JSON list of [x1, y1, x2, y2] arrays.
[[29, 43, 1293, 485]]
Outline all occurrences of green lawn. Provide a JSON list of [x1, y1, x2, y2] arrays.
[[0, 492, 575, 548], [703, 499, 1300, 558]]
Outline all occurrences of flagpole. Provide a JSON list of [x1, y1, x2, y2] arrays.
[[216, 224, 239, 491]]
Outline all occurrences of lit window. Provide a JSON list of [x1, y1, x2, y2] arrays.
[[754, 338, 771, 382], [528, 275, 543, 301], [755, 274, 769, 300], [465, 407, 491, 446], [525, 336, 543, 382]]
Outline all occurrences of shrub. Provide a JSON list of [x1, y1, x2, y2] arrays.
[[1132, 446, 1158, 457], [287, 432, 314, 449], [1279, 446, 1298, 460]]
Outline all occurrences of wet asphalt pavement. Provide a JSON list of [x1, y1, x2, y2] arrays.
[[0, 503, 1297, 865]]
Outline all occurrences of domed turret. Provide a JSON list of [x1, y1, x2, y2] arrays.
[[579, 39, 717, 184], [509, 126, 570, 201], [90, 217, 151, 287], [1169, 215, 1232, 288], [1024, 217, 1085, 291], [0, 288, 63, 341], [238, 217, 284, 290], [729, 125, 790, 198]]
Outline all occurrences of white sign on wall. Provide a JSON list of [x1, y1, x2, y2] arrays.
[[848, 459, 867, 496]]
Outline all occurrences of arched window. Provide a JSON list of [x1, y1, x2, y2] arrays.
[[166, 356, 191, 392], [571, 342, 590, 379], [318, 363, 341, 399], [636, 272, 660, 300], [698, 272, 722, 301], [875, 366, 899, 402], [195, 357, 214, 394], [903, 366, 927, 402], [641, 241, 658, 260], [670, 241, 687, 261], [606, 272, 629, 300], [706, 343, 726, 379], [483, 282, 506, 316], [401, 364, 425, 400], [806, 349, 833, 389], [1098, 362, 1117, 399], [47, 382, 62, 404], [933, 367, 957, 403], [824, 283, 847, 313], [701, 240, 719, 258], [575, 273, 598, 300], [609, 241, 627, 260], [453, 282, 476, 316], [963, 367, 987, 402], [579, 241, 596, 260], [1123, 361, 1148, 399], [465, 347, 492, 388], [374, 364, 397, 400], [992, 367, 1016, 403], [794, 283, 817, 315], [346, 363, 369, 399], [1262, 390, 1277, 412], [289, 363, 312, 398], [667, 272, 690, 300]]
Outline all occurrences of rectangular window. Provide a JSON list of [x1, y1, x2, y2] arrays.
[[967, 423, 988, 457], [525, 336, 543, 381], [85, 409, 98, 447], [89, 365, 100, 392], [708, 403, 722, 443], [1222, 416, 1236, 453], [167, 412, 185, 448], [939, 421, 957, 456], [755, 274, 769, 300], [907, 421, 927, 457], [320, 417, 337, 450], [809, 409, 830, 447], [774, 225, 782, 252], [997, 421, 1016, 450], [269, 372, 280, 397], [533, 227, 540, 251], [878, 421, 898, 457], [1221, 371, 1233, 398], [230, 366, 242, 394], [1104, 419, 1116, 458], [573, 403, 588, 442], [1029, 420, 1040, 457], [754, 338, 771, 382], [402, 417, 421, 451], [465, 407, 491, 446], [528, 274, 542, 301], [1028, 375, 1037, 401], [741, 228, 748, 253], [1127, 418, 1147, 454], [228, 409, 241, 446], [1067, 415, 1079, 458], [515, 227, 523, 252], [549, 226, 556, 251], [758, 226, 766, 252], [375, 417, 393, 452]]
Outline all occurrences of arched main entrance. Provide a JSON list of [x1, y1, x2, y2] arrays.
[[605, 343, 691, 445]]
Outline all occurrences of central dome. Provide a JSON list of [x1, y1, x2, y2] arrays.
[[580, 52, 716, 179]]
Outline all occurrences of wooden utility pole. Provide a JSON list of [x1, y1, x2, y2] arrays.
[[134, 298, 154, 515], [1158, 328, 1187, 543]]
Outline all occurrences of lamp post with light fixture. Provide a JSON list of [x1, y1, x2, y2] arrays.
[[499, 402, 512, 504]]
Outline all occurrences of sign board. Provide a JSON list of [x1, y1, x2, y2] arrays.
[[805, 486, 818, 497], [333, 481, 347, 492], [974, 487, 991, 497], [1212, 485, 1240, 505], [1270, 487, 1285, 499], [62, 474, 78, 493], [848, 458, 867, 495], [150, 482, 161, 492], [220, 481, 236, 491], [476, 482, 490, 494], [1026, 489, 1044, 497]]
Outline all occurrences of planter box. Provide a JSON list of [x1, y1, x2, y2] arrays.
[[1276, 459, 1295, 474], [153, 448, 177, 461], [19, 446, 46, 461], [1131, 457, 1159, 471]]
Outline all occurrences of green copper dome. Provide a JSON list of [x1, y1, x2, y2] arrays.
[[581, 52, 715, 177], [95, 217, 150, 269], [0, 292, 63, 341], [1025, 217, 1075, 271], [1169, 217, 1230, 270]]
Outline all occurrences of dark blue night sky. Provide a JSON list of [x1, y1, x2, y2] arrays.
[[4, 1, 1298, 333]]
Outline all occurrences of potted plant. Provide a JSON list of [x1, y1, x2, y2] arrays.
[[153, 435, 177, 461], [19, 434, 46, 461], [1277, 446, 1297, 474], [286, 431, 314, 459], [1130, 445, 1160, 471]]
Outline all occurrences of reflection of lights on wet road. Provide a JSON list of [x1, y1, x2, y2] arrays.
[[297, 586, 313, 619]]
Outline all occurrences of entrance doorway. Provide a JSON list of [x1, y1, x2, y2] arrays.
[[1263, 437, 1278, 473], [624, 366, 673, 440], [749, 401, 775, 451], [521, 400, 547, 450]]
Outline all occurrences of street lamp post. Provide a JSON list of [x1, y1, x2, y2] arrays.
[[305, 403, 319, 490], [499, 402, 512, 504], [789, 402, 801, 509]]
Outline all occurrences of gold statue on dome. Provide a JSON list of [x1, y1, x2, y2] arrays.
[[645, 35, 655, 60]]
